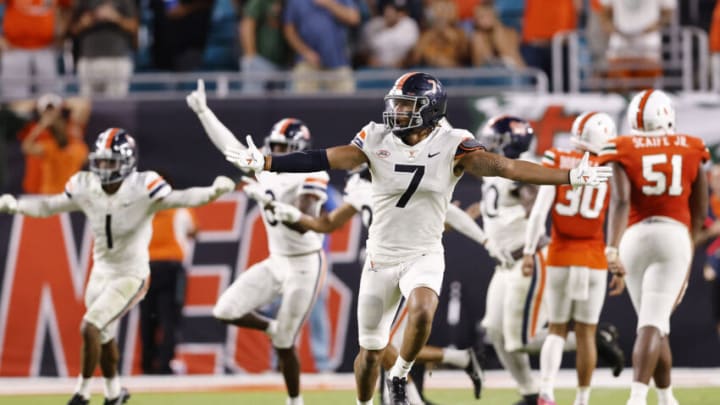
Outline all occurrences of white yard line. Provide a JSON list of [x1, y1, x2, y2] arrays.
[[1, 369, 719, 395]]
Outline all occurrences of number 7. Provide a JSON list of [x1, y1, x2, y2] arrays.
[[394, 164, 425, 208]]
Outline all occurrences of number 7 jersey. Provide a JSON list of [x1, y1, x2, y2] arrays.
[[598, 134, 710, 228], [351, 121, 483, 264]]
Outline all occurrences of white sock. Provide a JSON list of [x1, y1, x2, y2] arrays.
[[442, 347, 470, 368], [286, 395, 304, 405], [406, 380, 424, 405], [266, 320, 278, 337], [388, 356, 414, 379], [74, 375, 92, 400], [539, 334, 565, 400], [657, 386, 676, 405], [488, 329, 537, 394], [356, 399, 372, 405], [629, 382, 649, 403], [564, 331, 578, 351], [574, 386, 591, 405], [104, 376, 121, 399]]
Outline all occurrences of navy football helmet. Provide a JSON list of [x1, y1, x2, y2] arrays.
[[477, 115, 534, 159], [264, 118, 311, 154], [383, 72, 447, 138], [89, 128, 138, 184]]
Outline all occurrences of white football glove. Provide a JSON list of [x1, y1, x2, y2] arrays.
[[343, 173, 372, 212], [225, 135, 265, 173], [272, 201, 303, 223], [211, 175, 235, 198], [483, 237, 515, 268], [186, 79, 208, 115], [0, 194, 18, 214], [241, 178, 271, 206], [568, 151, 613, 188]]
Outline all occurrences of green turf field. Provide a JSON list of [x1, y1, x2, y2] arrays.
[[3, 387, 719, 404]]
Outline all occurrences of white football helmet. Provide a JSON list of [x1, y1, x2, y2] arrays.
[[570, 112, 617, 154], [627, 89, 675, 136]]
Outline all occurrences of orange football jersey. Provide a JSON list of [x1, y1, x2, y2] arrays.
[[542, 148, 609, 269], [598, 134, 710, 229]]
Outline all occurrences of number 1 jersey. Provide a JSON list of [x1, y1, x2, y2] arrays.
[[598, 134, 709, 229], [351, 121, 483, 263]]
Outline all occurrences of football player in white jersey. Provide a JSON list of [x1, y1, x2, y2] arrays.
[[217, 72, 611, 405], [0, 128, 235, 405], [186, 86, 329, 405], [271, 164, 510, 403]]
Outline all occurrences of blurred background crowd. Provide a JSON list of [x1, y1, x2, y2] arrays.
[[0, 0, 717, 97]]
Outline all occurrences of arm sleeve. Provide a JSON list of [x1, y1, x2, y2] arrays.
[[445, 203, 487, 245], [196, 109, 244, 153], [523, 185, 556, 254], [153, 186, 221, 211], [17, 193, 81, 217]]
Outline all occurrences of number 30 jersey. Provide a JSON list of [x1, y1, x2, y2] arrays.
[[542, 148, 609, 268], [64, 170, 172, 277], [351, 121, 483, 264], [598, 134, 709, 229]]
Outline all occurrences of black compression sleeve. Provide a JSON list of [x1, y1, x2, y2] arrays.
[[269, 149, 331, 172]]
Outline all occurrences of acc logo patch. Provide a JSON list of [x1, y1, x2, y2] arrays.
[[375, 149, 391, 159]]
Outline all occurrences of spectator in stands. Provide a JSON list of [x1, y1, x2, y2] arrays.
[[0, 0, 72, 99], [357, 0, 419, 68], [283, 0, 360, 93], [599, 0, 675, 90], [0, 100, 34, 192], [18, 94, 90, 194], [408, 0, 470, 68], [520, 0, 577, 89], [710, 0, 720, 92], [67, 0, 138, 98], [141, 205, 197, 374], [239, 0, 292, 93], [150, 0, 215, 71], [470, 0, 524, 68], [586, 0, 610, 66]]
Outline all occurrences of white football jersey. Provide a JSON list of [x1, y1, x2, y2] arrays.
[[351, 121, 481, 263], [480, 176, 528, 252], [65, 170, 172, 277], [256, 171, 329, 256]]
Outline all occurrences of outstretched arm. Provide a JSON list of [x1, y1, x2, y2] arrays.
[[459, 149, 570, 184], [153, 176, 235, 211], [187, 79, 245, 153], [0, 193, 81, 217], [276, 202, 358, 233], [264, 144, 368, 172]]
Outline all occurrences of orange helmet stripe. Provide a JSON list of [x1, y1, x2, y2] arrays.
[[577, 111, 598, 136], [394, 72, 418, 90], [636, 89, 654, 130], [104, 128, 120, 150]]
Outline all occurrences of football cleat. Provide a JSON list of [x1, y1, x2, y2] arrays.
[[512, 393, 539, 405], [537, 393, 558, 405], [67, 393, 89, 405], [386, 376, 409, 405], [104, 387, 130, 405], [464, 347, 485, 399], [596, 322, 625, 377]]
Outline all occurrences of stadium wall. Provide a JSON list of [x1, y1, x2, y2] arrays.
[[1, 93, 719, 376]]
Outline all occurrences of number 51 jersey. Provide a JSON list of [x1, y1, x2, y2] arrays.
[[351, 121, 483, 264], [598, 134, 710, 229]]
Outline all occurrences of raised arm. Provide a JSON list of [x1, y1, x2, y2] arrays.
[[0, 193, 81, 217], [186, 80, 245, 153]]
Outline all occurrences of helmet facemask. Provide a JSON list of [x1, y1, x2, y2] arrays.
[[89, 150, 136, 185], [383, 95, 430, 137]]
